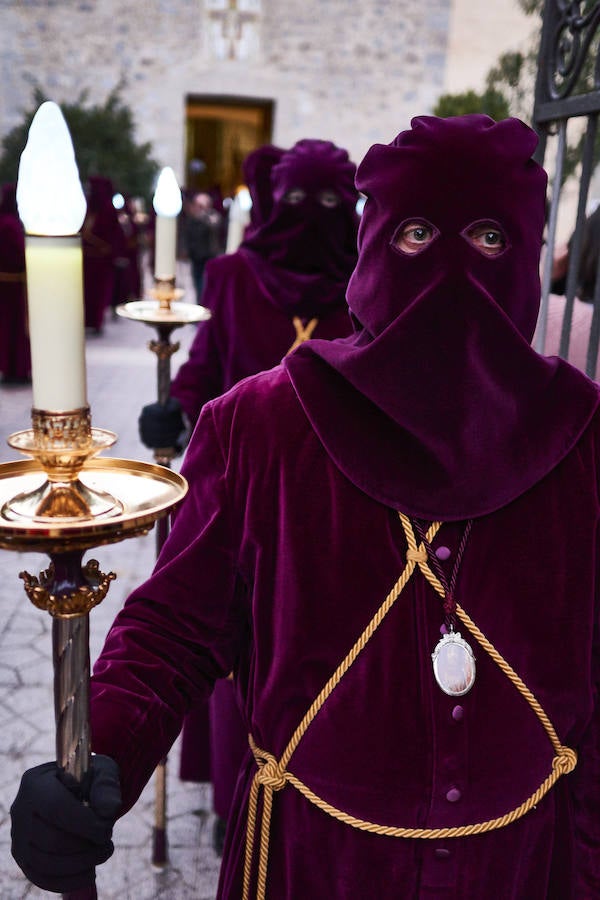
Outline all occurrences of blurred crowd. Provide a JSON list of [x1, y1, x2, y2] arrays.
[[0, 176, 230, 385]]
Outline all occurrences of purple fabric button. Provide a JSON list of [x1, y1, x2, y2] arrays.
[[434, 848, 451, 859], [436, 545, 451, 560], [440, 623, 448, 635], [452, 705, 464, 721], [446, 787, 461, 803]]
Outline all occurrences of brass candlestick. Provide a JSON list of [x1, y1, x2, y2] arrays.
[[0, 404, 188, 900], [4, 406, 118, 521], [117, 277, 210, 866]]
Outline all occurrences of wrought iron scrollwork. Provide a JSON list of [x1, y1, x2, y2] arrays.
[[547, 0, 600, 99]]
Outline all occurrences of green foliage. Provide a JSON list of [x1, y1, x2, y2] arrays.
[[518, 0, 543, 16], [485, 51, 533, 120], [0, 86, 158, 202], [433, 88, 510, 121]]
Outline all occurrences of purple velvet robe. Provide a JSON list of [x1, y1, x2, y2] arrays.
[[91, 365, 600, 899], [0, 203, 30, 381], [171, 251, 353, 423], [171, 249, 353, 811], [82, 177, 127, 331]]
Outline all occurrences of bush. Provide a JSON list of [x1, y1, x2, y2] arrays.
[[0, 86, 158, 203]]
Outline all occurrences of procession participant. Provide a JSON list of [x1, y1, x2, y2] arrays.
[[11, 115, 600, 899], [112, 193, 143, 309], [183, 191, 224, 303], [0, 183, 30, 383], [82, 175, 127, 333], [140, 137, 359, 853], [151, 138, 359, 431]]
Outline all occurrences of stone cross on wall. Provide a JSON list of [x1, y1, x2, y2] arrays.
[[205, 0, 261, 61]]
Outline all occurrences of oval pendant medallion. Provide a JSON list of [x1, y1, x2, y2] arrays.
[[432, 631, 476, 697]]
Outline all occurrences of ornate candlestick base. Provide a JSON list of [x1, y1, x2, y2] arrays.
[[4, 407, 119, 521]]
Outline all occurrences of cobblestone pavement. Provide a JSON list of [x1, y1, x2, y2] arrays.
[[0, 261, 222, 898]]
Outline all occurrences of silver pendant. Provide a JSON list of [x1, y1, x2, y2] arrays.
[[431, 631, 476, 697]]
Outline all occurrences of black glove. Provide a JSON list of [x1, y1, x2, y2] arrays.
[[139, 397, 187, 452], [11, 754, 121, 893]]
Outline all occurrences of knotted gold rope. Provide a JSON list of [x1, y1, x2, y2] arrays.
[[286, 316, 319, 355], [241, 514, 576, 900]]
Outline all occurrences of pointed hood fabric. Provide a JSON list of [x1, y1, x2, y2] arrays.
[[0, 183, 18, 217], [242, 144, 286, 237], [285, 115, 600, 520], [238, 138, 359, 318]]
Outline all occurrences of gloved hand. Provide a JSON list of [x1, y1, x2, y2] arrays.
[[11, 754, 121, 893], [139, 396, 188, 452]]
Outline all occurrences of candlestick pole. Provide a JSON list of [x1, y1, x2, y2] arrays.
[[117, 284, 210, 866]]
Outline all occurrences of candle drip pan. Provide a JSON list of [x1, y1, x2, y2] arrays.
[[0, 458, 188, 553], [117, 299, 210, 327], [0, 403, 186, 550]]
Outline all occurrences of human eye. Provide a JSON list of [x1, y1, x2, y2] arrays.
[[465, 222, 506, 257], [393, 221, 435, 255], [318, 189, 341, 208], [283, 188, 306, 205]]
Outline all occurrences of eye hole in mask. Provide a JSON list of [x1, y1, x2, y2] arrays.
[[283, 188, 306, 205], [391, 219, 438, 256], [463, 221, 507, 257], [318, 189, 341, 208]]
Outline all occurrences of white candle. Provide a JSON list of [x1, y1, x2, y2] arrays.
[[226, 187, 252, 254], [154, 215, 177, 279], [152, 167, 182, 280], [16, 101, 87, 411], [25, 236, 86, 410]]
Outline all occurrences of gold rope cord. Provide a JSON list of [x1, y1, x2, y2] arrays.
[[242, 521, 441, 900], [285, 317, 319, 356], [241, 515, 577, 900]]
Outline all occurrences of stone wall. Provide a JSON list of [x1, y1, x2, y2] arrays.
[[0, 0, 531, 179]]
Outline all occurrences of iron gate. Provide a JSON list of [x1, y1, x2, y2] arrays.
[[533, 0, 600, 377]]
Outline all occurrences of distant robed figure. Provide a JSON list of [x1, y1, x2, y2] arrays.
[[82, 175, 127, 333], [0, 183, 30, 383]]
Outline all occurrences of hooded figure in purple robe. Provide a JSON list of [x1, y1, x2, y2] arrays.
[[82, 175, 127, 333], [113, 195, 143, 306], [167, 138, 359, 423], [11, 116, 600, 900], [141, 138, 359, 849], [0, 183, 30, 383]]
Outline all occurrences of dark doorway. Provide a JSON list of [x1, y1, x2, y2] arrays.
[[185, 95, 274, 199]]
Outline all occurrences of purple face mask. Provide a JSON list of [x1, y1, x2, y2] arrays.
[[239, 139, 359, 317], [347, 115, 547, 340], [285, 115, 599, 520]]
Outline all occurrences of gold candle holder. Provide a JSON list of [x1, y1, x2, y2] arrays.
[[3, 406, 119, 521], [149, 275, 185, 312]]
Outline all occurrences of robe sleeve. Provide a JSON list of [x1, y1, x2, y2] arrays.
[[90, 402, 243, 811], [170, 264, 225, 423]]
